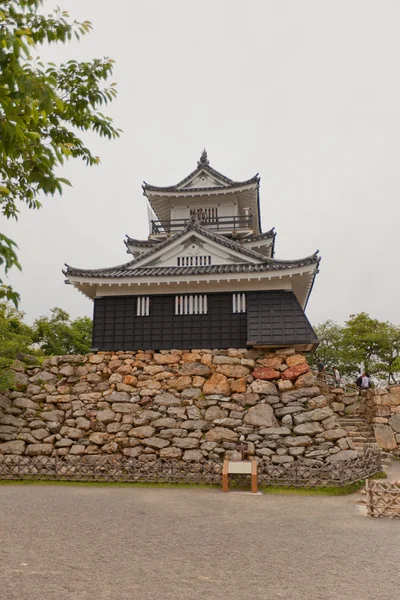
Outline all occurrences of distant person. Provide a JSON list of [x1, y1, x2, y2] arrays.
[[361, 372, 371, 389], [333, 366, 341, 387], [356, 372, 370, 389], [317, 361, 325, 379]]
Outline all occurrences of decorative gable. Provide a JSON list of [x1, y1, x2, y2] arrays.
[[131, 228, 264, 270], [178, 169, 229, 190]]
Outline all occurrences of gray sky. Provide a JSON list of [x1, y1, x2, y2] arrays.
[[3, 0, 400, 326]]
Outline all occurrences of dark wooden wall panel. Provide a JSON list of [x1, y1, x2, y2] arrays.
[[93, 294, 247, 351], [92, 291, 317, 351], [247, 290, 318, 346]]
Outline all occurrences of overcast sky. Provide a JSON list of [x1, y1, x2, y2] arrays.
[[3, 0, 400, 327]]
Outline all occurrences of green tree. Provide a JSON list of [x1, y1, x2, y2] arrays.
[[0, 0, 120, 304], [0, 301, 34, 360], [313, 312, 400, 383], [313, 320, 344, 373], [0, 301, 35, 388], [32, 307, 92, 355]]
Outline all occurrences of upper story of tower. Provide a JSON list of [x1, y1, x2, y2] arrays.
[[142, 150, 261, 240]]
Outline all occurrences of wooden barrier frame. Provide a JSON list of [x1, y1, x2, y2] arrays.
[[222, 458, 258, 493]]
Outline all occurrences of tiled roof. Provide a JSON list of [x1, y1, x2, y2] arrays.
[[124, 236, 160, 248], [64, 253, 320, 279], [142, 150, 259, 193], [241, 229, 276, 242]]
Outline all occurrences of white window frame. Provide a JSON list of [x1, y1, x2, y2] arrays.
[[136, 296, 150, 316], [175, 295, 208, 315], [232, 293, 246, 314], [177, 255, 211, 267]]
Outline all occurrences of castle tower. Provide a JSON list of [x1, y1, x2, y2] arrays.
[[64, 151, 320, 351]]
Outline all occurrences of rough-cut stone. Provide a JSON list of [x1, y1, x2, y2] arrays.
[[306, 395, 328, 410], [293, 422, 323, 436], [154, 353, 180, 365], [277, 379, 294, 392], [388, 414, 400, 433], [0, 440, 25, 454], [97, 410, 116, 424], [13, 397, 38, 410], [281, 363, 310, 381], [180, 362, 210, 377], [280, 387, 320, 404], [373, 424, 398, 450], [213, 356, 241, 365], [173, 437, 200, 449], [230, 378, 247, 393], [244, 405, 278, 428], [32, 428, 50, 441], [275, 406, 305, 418], [257, 356, 283, 369], [308, 407, 333, 421], [258, 427, 291, 435], [331, 402, 345, 413], [204, 406, 228, 421], [182, 450, 203, 462], [294, 372, 315, 389], [203, 373, 231, 396], [322, 428, 347, 441], [180, 420, 209, 431], [152, 418, 177, 428], [327, 450, 359, 462], [143, 437, 170, 449], [286, 354, 307, 368], [129, 426, 155, 439], [252, 367, 280, 380], [26, 443, 53, 456], [250, 380, 278, 395], [216, 364, 250, 379], [205, 427, 238, 443], [89, 432, 110, 445], [168, 376, 192, 391], [153, 393, 179, 407], [107, 392, 131, 403], [160, 447, 183, 459]]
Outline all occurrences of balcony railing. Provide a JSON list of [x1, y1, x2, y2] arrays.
[[151, 215, 253, 234]]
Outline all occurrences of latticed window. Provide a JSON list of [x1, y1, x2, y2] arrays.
[[190, 207, 218, 222], [136, 296, 150, 316], [175, 295, 208, 315], [177, 255, 212, 267], [232, 293, 246, 313]]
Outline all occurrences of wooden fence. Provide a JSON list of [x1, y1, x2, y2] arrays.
[[0, 445, 381, 487], [366, 480, 400, 518]]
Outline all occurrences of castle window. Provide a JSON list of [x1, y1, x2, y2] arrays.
[[177, 256, 211, 267], [136, 296, 150, 316], [190, 207, 218, 222], [232, 293, 246, 313], [175, 295, 208, 315]]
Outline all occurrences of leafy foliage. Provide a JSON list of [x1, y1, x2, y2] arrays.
[[0, 301, 35, 389], [0, 0, 120, 304], [32, 307, 92, 355], [313, 312, 400, 383]]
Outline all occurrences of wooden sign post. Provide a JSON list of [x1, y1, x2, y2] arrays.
[[222, 458, 258, 493]]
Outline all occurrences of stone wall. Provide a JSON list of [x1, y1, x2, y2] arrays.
[[365, 386, 400, 452], [0, 349, 359, 465]]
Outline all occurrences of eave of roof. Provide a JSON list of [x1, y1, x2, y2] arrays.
[[240, 228, 276, 242], [124, 236, 161, 248], [64, 253, 320, 279], [143, 176, 259, 194]]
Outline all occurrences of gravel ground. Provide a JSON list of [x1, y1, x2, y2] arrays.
[[0, 484, 399, 600]]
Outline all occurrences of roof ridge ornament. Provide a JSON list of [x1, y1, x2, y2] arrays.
[[197, 148, 209, 167]]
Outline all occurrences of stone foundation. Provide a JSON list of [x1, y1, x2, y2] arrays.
[[0, 349, 359, 465], [365, 385, 400, 452]]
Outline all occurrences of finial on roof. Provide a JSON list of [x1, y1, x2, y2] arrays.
[[198, 148, 209, 166]]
